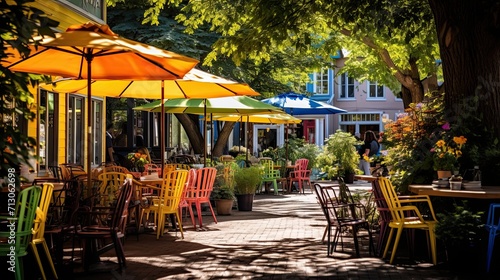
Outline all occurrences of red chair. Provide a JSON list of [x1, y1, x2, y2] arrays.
[[288, 158, 312, 194], [179, 169, 197, 228], [185, 167, 218, 229]]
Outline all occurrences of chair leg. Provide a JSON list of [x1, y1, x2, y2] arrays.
[[322, 225, 328, 243], [206, 201, 218, 224], [383, 227, 395, 259], [272, 180, 278, 195], [377, 221, 389, 257], [389, 227, 404, 264], [30, 242, 47, 280], [188, 204, 196, 229], [42, 240, 59, 279], [175, 212, 184, 239], [487, 229, 496, 272], [196, 202, 203, 228], [428, 226, 437, 265], [351, 226, 361, 257]]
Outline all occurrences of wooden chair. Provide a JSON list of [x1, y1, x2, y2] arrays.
[[147, 170, 189, 239], [259, 159, 280, 195], [378, 177, 438, 265], [178, 169, 197, 228], [0, 186, 42, 280], [97, 172, 129, 207], [185, 167, 218, 229], [288, 158, 312, 194], [76, 177, 134, 271], [30, 183, 58, 280], [313, 183, 374, 257]]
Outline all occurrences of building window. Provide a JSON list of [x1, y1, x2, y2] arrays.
[[368, 81, 384, 98], [314, 69, 329, 94], [339, 73, 355, 99]]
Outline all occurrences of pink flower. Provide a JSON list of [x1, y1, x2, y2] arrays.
[[441, 122, 450, 130]]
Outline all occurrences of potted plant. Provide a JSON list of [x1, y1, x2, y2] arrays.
[[212, 185, 235, 215], [435, 203, 484, 271], [316, 129, 361, 183], [234, 165, 262, 211], [211, 164, 236, 215]]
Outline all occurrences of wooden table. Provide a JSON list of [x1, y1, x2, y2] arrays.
[[354, 175, 378, 182], [409, 184, 500, 199]]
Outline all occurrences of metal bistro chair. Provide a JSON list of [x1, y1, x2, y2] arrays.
[[313, 183, 374, 257], [486, 203, 500, 272]]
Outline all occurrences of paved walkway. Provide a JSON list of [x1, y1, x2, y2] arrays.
[[71, 185, 490, 280]]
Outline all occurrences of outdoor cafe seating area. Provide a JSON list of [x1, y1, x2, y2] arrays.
[[4, 154, 500, 278]]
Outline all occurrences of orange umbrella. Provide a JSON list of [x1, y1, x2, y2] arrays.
[[6, 22, 199, 186]]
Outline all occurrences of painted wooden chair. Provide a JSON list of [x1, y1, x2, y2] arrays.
[[185, 167, 218, 229], [97, 172, 128, 207], [259, 159, 280, 195], [30, 183, 58, 280], [147, 170, 189, 239], [0, 186, 42, 280], [178, 168, 197, 228], [378, 177, 438, 265], [288, 158, 312, 194]]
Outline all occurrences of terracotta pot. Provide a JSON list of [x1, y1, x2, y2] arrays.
[[437, 170, 452, 179], [215, 199, 233, 215]]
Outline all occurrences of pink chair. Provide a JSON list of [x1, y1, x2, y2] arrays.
[[185, 167, 218, 229], [179, 169, 197, 228], [288, 158, 312, 194]]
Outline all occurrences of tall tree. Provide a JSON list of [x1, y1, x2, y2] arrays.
[[1, 0, 56, 185], [107, 5, 316, 156], [169, 0, 440, 108]]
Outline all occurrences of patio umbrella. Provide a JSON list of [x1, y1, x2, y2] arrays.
[[209, 113, 303, 161], [6, 22, 199, 186], [133, 96, 282, 163], [262, 92, 347, 160], [40, 68, 260, 170]]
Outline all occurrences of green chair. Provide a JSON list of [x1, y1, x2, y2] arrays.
[[259, 159, 281, 195], [0, 186, 42, 280]]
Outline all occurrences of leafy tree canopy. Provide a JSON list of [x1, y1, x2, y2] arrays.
[[109, 0, 441, 95]]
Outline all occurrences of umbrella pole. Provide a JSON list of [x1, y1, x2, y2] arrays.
[[86, 52, 93, 190], [286, 123, 289, 162], [211, 113, 214, 163], [161, 81, 165, 174], [204, 99, 207, 166], [246, 116, 249, 162]]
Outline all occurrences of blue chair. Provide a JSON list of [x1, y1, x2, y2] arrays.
[[486, 203, 500, 272]]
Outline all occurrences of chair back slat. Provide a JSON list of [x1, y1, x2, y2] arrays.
[[32, 183, 55, 240], [160, 170, 189, 211], [194, 167, 217, 198]]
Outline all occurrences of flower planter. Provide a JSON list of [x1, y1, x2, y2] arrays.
[[437, 170, 452, 179], [236, 194, 254, 211], [215, 199, 233, 215]]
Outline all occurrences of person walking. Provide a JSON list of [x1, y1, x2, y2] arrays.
[[358, 130, 379, 175], [106, 123, 115, 163]]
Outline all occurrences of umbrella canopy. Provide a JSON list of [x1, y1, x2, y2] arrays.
[[134, 96, 282, 162], [6, 22, 199, 186], [261, 92, 347, 115], [42, 68, 259, 99], [208, 113, 302, 124], [133, 96, 281, 114], [6, 22, 198, 80]]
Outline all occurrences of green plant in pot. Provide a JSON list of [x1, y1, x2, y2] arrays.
[[234, 165, 262, 211], [316, 129, 361, 183], [211, 164, 236, 215], [435, 202, 484, 271]]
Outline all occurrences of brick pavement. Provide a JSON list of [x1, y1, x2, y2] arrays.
[[71, 187, 489, 280]]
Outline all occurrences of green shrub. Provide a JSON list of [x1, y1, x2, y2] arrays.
[[234, 166, 261, 194]]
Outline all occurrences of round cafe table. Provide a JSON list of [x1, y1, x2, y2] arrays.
[[408, 184, 500, 199]]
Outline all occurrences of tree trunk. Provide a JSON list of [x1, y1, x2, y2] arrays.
[[175, 113, 204, 154], [429, 0, 500, 138], [212, 121, 235, 157]]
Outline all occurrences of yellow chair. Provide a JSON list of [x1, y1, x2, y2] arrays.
[[378, 177, 438, 265], [31, 183, 58, 280], [97, 172, 128, 206], [149, 170, 188, 239]]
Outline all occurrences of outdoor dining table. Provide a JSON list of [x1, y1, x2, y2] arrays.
[[408, 184, 500, 199]]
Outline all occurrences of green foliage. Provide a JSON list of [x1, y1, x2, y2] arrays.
[[435, 203, 484, 248], [262, 137, 320, 168], [316, 130, 361, 178], [211, 164, 235, 200], [212, 185, 235, 200], [1, 0, 56, 186], [233, 166, 261, 194]]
